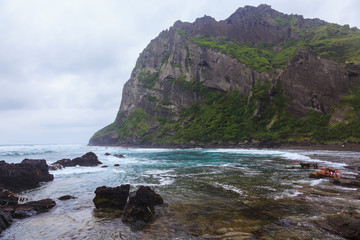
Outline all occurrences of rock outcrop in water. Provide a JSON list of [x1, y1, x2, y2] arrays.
[[122, 186, 164, 222], [0, 159, 54, 192], [89, 4, 360, 146], [93, 185, 163, 223], [50, 152, 102, 169]]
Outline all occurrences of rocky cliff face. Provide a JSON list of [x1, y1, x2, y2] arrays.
[[89, 4, 360, 146]]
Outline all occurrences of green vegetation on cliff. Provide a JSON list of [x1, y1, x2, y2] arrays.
[[106, 81, 360, 145], [192, 37, 297, 72], [192, 22, 360, 73], [89, 6, 360, 146]]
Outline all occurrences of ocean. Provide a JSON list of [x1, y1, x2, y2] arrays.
[[0, 144, 358, 239]]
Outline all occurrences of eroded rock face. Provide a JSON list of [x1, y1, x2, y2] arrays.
[[0, 159, 54, 192], [280, 48, 350, 117]]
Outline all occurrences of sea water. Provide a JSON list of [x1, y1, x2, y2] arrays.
[[0, 144, 357, 239]]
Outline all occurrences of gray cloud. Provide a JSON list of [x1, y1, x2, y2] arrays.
[[0, 0, 359, 144]]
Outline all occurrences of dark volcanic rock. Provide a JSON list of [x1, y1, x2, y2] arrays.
[[127, 186, 163, 207], [93, 185, 130, 209], [0, 210, 12, 234], [122, 186, 163, 222], [72, 152, 102, 166], [113, 154, 125, 158], [0, 159, 54, 192], [52, 152, 102, 168]]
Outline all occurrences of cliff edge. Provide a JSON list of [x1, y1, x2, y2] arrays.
[[89, 4, 360, 146]]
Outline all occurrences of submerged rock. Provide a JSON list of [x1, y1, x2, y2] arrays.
[[93, 185, 130, 209], [0, 159, 54, 192], [58, 195, 76, 201], [51, 152, 102, 168]]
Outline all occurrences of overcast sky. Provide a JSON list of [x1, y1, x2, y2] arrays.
[[0, 0, 359, 145]]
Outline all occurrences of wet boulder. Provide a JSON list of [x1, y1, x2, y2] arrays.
[[52, 152, 102, 168], [93, 185, 130, 209], [122, 186, 163, 222], [0, 159, 54, 192], [113, 154, 125, 158]]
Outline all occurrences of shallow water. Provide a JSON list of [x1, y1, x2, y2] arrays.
[[1, 145, 358, 239]]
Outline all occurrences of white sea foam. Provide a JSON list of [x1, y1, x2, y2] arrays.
[[333, 186, 359, 191], [309, 179, 326, 186], [144, 169, 175, 175], [212, 182, 244, 195], [274, 189, 302, 200], [51, 166, 103, 176], [206, 148, 348, 169]]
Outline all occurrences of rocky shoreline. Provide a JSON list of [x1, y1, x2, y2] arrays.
[[0, 151, 164, 235], [0, 152, 104, 234], [1, 148, 359, 239]]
